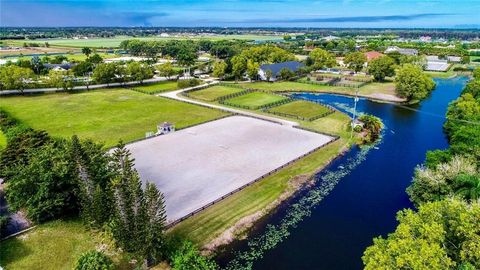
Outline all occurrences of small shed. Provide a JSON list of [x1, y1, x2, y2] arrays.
[[157, 122, 175, 135]]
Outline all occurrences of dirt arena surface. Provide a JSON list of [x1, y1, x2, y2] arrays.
[[127, 116, 334, 222]]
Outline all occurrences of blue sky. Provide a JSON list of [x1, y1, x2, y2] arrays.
[[1, 0, 479, 28]]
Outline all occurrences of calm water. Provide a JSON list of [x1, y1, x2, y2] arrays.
[[217, 77, 469, 270]]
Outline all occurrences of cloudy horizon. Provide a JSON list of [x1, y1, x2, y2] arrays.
[[1, 0, 479, 28]]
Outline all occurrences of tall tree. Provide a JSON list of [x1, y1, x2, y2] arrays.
[[0, 65, 34, 92], [231, 55, 247, 81], [126, 62, 153, 84], [212, 60, 227, 79], [308, 48, 336, 70], [82, 47, 92, 58], [156, 62, 176, 80], [246, 60, 259, 81], [344, 52, 367, 73], [363, 199, 480, 270], [395, 64, 435, 102], [367, 56, 396, 82]]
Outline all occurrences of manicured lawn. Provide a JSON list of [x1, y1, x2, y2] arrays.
[[358, 82, 396, 95], [172, 111, 351, 246], [0, 130, 6, 150], [425, 70, 456, 78], [188, 85, 244, 101], [224, 92, 288, 109], [267, 100, 332, 120], [243, 81, 351, 92], [0, 89, 228, 147], [131, 81, 179, 94], [242, 81, 401, 100], [0, 220, 103, 270]]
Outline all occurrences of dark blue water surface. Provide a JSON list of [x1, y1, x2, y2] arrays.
[[217, 77, 469, 270]]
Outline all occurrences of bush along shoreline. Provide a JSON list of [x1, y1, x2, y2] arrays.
[[362, 68, 480, 270]]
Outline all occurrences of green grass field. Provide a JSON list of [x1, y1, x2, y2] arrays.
[[0, 89, 228, 147], [131, 81, 179, 94], [187, 85, 244, 101], [242, 81, 351, 92], [224, 92, 288, 108], [0, 220, 103, 270], [267, 100, 331, 120], [241, 81, 400, 100], [5, 35, 281, 48], [0, 130, 6, 150]]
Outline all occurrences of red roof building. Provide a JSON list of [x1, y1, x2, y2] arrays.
[[364, 51, 384, 61]]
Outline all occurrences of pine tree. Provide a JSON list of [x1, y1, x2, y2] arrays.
[[110, 142, 168, 264], [143, 182, 167, 264]]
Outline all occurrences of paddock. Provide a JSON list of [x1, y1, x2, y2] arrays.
[[126, 115, 334, 223]]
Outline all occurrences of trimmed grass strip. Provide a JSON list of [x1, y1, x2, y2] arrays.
[[187, 85, 245, 101]]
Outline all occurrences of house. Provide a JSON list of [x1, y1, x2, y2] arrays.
[[425, 56, 450, 72], [447, 56, 462, 63], [43, 63, 76, 71], [385, 46, 418, 56], [364, 51, 384, 61], [258, 61, 305, 81]]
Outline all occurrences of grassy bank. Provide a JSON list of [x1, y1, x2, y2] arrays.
[[130, 81, 179, 94], [0, 89, 228, 147], [239, 81, 400, 101], [0, 220, 122, 270], [0, 130, 6, 150]]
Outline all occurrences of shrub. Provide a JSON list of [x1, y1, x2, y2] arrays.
[[177, 78, 201, 89], [171, 241, 217, 270], [75, 250, 114, 270]]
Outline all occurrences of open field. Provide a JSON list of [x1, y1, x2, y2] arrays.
[[127, 116, 333, 223], [5, 35, 281, 48], [224, 91, 288, 108], [267, 100, 332, 120], [0, 220, 105, 270], [130, 81, 179, 94], [0, 89, 228, 147], [187, 85, 245, 101]]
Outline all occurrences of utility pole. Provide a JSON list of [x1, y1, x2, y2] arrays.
[[350, 88, 359, 141]]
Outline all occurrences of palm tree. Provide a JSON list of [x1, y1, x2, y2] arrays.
[[82, 47, 92, 59], [454, 174, 480, 201]]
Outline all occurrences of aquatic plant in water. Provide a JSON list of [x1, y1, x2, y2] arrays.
[[223, 144, 376, 270]]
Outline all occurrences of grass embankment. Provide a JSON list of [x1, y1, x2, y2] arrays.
[[0, 219, 127, 270], [131, 81, 179, 95], [241, 81, 398, 99], [0, 130, 6, 150], [224, 91, 288, 108], [0, 89, 228, 147], [187, 85, 244, 101], [267, 100, 331, 120]]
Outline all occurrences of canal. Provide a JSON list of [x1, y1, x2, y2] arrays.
[[217, 76, 469, 270]]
